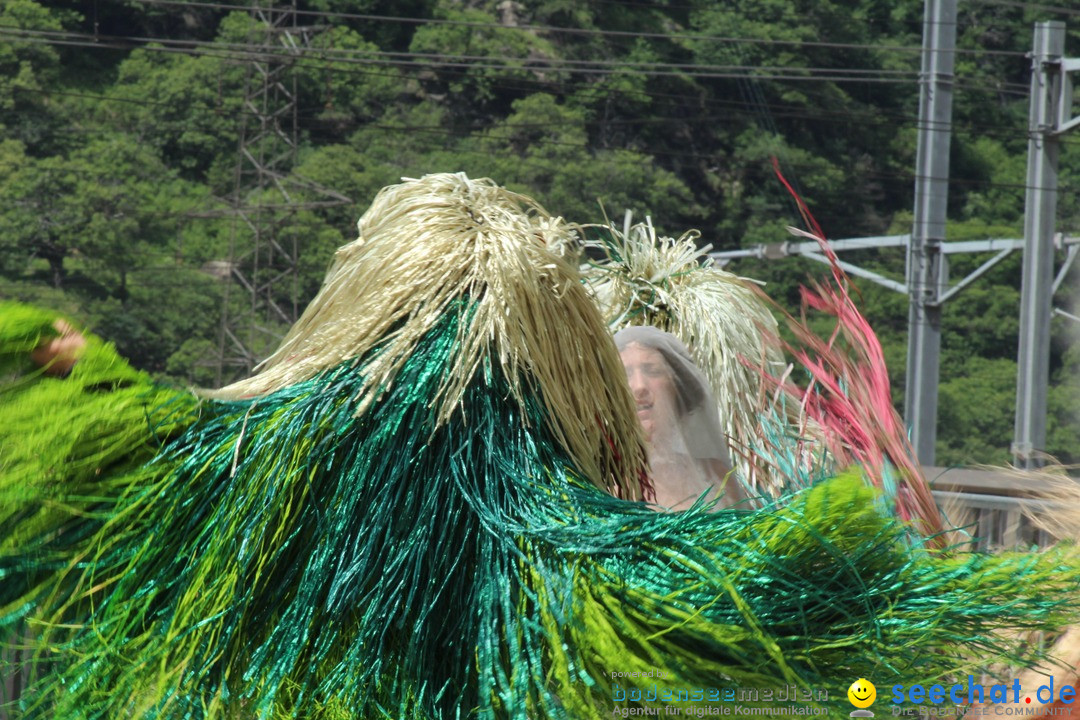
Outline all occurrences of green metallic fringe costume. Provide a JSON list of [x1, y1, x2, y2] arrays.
[[2, 174, 1079, 719]]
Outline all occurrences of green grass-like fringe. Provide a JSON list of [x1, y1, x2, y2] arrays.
[[3, 303, 1080, 719]]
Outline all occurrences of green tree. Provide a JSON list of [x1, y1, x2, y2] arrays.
[[408, 4, 565, 120], [0, 0, 1074, 461], [937, 357, 1017, 466], [0, 134, 182, 297], [294, 25, 403, 144], [109, 17, 249, 181], [0, 0, 68, 149]]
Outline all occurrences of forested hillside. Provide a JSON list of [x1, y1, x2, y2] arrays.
[[2, 0, 1078, 465]]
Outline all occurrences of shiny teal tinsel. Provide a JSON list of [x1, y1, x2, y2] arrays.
[[4, 304, 1080, 719]]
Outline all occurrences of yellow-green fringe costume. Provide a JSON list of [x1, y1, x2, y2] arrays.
[[2, 174, 1079, 719], [0, 303, 195, 593]]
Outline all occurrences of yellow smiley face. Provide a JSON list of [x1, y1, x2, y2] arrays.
[[848, 678, 876, 708]]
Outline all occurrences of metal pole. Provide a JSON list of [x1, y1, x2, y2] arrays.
[[905, 0, 956, 466], [1014, 21, 1065, 469]]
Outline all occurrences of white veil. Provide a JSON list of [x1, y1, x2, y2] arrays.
[[615, 326, 743, 510], [614, 325, 730, 464]]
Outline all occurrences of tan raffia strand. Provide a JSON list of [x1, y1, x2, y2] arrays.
[[207, 173, 647, 497], [583, 218, 809, 495]]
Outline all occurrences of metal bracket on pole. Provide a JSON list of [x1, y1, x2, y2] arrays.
[[1050, 58, 1080, 136], [707, 18, 1080, 468]]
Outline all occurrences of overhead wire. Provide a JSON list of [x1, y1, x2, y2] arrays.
[[2, 11, 1072, 214], [131, 0, 1012, 55], [8, 2, 1073, 372], [0, 5, 1045, 142], [1, 7, 1037, 95], [4, 15, 1035, 72], [0, 26, 927, 84], [18, 81, 1080, 172], [0, 15, 1046, 126], [11, 78, 1029, 141], [9, 45, 1076, 198], [12, 112, 1072, 198], [12, 24, 923, 75], [0, 25, 1037, 108], [966, 0, 1080, 17]]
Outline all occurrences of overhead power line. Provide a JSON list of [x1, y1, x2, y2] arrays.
[[2, 10, 1065, 202], [967, 0, 1080, 17], [133, 0, 1011, 55], [22, 80, 1078, 162], [0, 26, 925, 84], [1, 25, 1035, 104], [11, 72, 1028, 134], [12, 42, 1072, 164]]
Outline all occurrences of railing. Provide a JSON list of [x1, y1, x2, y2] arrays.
[[925, 465, 1077, 550], [925, 466, 1080, 714]]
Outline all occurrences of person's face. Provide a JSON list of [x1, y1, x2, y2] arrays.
[[619, 343, 678, 443]]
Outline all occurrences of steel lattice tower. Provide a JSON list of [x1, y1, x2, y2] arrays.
[[217, 1, 348, 384]]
